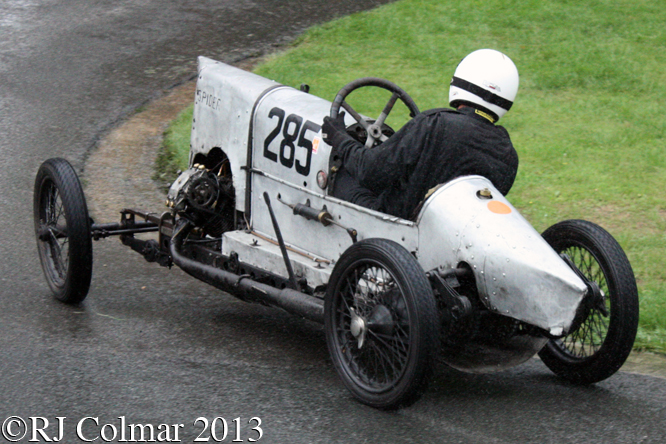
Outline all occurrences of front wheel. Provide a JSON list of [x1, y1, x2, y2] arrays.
[[325, 238, 439, 409], [34, 158, 93, 304], [539, 219, 638, 384]]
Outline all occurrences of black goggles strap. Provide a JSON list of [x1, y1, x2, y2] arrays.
[[451, 76, 513, 111]]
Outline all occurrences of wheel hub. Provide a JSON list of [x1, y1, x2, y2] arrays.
[[587, 281, 608, 316], [349, 304, 396, 350], [350, 308, 367, 349], [367, 304, 394, 336], [39, 224, 67, 241], [568, 280, 608, 335]]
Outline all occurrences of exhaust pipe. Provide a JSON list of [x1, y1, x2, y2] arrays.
[[169, 221, 324, 324]]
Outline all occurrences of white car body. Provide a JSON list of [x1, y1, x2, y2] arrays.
[[171, 56, 587, 369]]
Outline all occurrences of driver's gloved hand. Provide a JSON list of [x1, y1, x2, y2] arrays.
[[322, 111, 353, 148]]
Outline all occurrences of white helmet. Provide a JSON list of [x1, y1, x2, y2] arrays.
[[449, 49, 519, 121]]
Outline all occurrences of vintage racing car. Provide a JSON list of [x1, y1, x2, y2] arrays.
[[34, 57, 639, 409]]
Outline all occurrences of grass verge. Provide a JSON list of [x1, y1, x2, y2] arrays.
[[154, 105, 193, 187], [158, 0, 666, 352]]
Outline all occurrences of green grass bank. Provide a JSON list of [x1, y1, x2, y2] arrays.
[[160, 0, 666, 352]]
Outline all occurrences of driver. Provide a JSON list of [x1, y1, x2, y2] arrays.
[[322, 49, 519, 220]]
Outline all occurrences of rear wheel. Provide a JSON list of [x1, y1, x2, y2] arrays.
[[325, 238, 439, 409], [34, 158, 93, 303], [539, 219, 638, 384]]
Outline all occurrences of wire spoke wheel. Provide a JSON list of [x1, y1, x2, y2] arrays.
[[539, 220, 638, 384], [39, 181, 71, 286], [335, 265, 410, 389], [555, 246, 610, 358], [325, 239, 438, 409], [34, 158, 93, 303]]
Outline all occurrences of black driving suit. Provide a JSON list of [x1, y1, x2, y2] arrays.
[[330, 107, 518, 220]]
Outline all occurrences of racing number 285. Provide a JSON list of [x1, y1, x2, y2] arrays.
[[263, 107, 321, 177]]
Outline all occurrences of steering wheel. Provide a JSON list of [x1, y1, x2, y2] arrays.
[[330, 77, 420, 148]]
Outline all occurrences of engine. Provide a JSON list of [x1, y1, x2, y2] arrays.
[[165, 164, 235, 237]]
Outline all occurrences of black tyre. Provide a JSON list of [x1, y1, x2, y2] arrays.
[[34, 158, 93, 303], [539, 219, 638, 384], [325, 238, 439, 409]]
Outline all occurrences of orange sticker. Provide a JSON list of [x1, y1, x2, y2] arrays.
[[488, 200, 512, 214], [312, 137, 320, 154]]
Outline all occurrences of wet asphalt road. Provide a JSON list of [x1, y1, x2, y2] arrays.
[[1, 1, 665, 443]]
